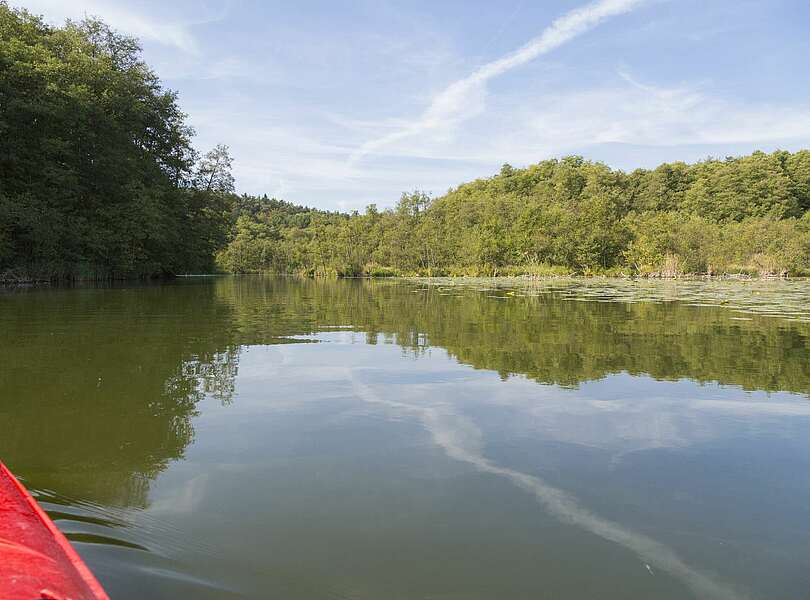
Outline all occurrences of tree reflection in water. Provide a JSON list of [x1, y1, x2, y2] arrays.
[[2, 276, 808, 508]]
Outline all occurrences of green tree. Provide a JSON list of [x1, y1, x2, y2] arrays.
[[0, 5, 229, 279]]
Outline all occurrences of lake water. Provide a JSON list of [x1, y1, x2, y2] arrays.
[[2, 276, 810, 599]]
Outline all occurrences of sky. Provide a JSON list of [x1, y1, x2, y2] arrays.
[[13, 0, 810, 211]]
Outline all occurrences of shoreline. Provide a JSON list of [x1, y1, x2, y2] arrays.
[[4, 271, 809, 288]]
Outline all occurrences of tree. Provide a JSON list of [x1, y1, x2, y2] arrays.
[[0, 5, 224, 279], [396, 190, 432, 216], [195, 144, 235, 194]]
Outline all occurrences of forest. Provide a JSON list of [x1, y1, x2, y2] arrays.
[[2, 4, 810, 281], [218, 152, 810, 278]]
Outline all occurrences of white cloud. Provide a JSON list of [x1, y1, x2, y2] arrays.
[[16, 0, 223, 53], [347, 73, 810, 167], [191, 70, 810, 209], [510, 76, 810, 161], [350, 0, 647, 162]]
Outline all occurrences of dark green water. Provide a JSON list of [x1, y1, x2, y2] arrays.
[[2, 276, 810, 599]]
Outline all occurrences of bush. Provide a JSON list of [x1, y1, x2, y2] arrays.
[[364, 264, 400, 277]]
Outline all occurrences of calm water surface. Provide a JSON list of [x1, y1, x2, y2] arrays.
[[2, 276, 810, 599]]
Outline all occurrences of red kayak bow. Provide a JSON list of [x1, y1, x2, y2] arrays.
[[0, 462, 109, 600]]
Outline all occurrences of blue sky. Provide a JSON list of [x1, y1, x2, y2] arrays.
[[16, 0, 810, 210]]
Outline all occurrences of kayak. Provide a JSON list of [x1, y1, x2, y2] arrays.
[[0, 462, 109, 600]]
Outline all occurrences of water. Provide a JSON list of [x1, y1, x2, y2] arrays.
[[2, 276, 810, 599]]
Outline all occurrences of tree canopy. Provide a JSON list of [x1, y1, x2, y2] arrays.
[[0, 4, 232, 279], [216, 151, 810, 278]]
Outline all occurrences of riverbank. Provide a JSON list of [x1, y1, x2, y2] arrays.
[[292, 264, 806, 280], [4, 266, 807, 288]]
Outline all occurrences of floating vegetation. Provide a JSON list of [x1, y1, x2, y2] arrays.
[[408, 277, 810, 325]]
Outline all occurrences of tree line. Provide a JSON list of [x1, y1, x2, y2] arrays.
[[218, 151, 810, 278], [2, 4, 810, 281]]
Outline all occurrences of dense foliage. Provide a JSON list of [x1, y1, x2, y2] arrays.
[[0, 4, 232, 279], [218, 152, 810, 278]]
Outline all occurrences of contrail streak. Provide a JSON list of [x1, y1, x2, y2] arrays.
[[350, 0, 646, 163]]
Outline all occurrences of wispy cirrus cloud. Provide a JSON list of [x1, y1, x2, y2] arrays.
[[350, 0, 647, 163], [517, 75, 810, 158], [348, 71, 810, 165], [18, 0, 228, 54]]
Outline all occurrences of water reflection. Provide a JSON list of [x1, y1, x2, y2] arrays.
[[0, 283, 238, 505], [219, 276, 810, 394], [350, 371, 742, 600], [3, 275, 810, 506], [2, 276, 809, 599]]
